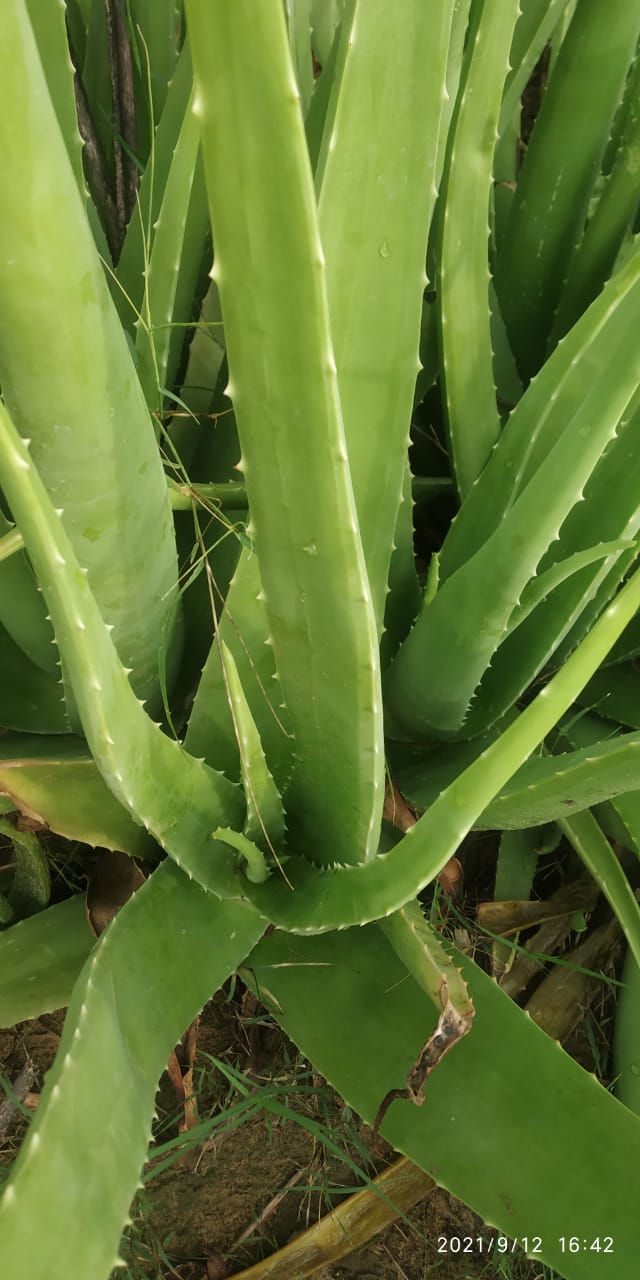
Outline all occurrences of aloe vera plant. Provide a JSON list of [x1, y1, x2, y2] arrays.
[[2, 2, 640, 1277]]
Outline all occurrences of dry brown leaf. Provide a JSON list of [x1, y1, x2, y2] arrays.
[[437, 856, 462, 897], [383, 776, 417, 832], [166, 1049, 185, 1102], [85, 849, 145, 937], [206, 1256, 231, 1280], [383, 778, 461, 897]]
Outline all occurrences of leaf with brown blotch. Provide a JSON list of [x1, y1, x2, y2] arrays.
[[373, 995, 474, 1135]]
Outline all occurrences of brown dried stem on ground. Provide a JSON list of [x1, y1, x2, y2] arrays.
[[221, 1156, 435, 1280]]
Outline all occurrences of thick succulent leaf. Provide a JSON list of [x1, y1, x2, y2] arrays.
[[598, 791, 640, 859], [395, 725, 640, 832], [0, 402, 244, 896], [439, 0, 473, 183], [491, 827, 543, 973], [245, 924, 639, 1278], [186, 0, 384, 865], [386, 246, 640, 737], [242, 564, 640, 931], [558, 809, 640, 969], [557, 710, 640, 860], [461, 404, 640, 736], [219, 641, 285, 852], [79, 0, 113, 188], [496, 0, 640, 379], [381, 461, 421, 665], [605, 609, 640, 664], [0, 817, 50, 919], [0, 2, 183, 710], [310, 0, 345, 66], [0, 510, 57, 676], [380, 900, 473, 1020], [553, 55, 640, 339], [0, 861, 264, 1280], [167, 273, 227, 466], [23, 0, 85, 196], [128, 0, 181, 159], [440, 250, 640, 578], [113, 39, 194, 329], [481, 733, 640, 829], [185, 548, 294, 791], [0, 896, 94, 1027], [284, 0, 314, 115], [503, 540, 637, 639], [0, 627, 69, 735], [437, 0, 519, 497], [577, 661, 640, 729], [614, 945, 640, 1116], [499, 0, 574, 140], [134, 90, 210, 413], [304, 9, 341, 173], [316, 0, 453, 630], [0, 735, 154, 857]]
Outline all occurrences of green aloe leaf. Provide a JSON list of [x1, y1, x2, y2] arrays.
[[242, 562, 640, 931], [558, 710, 640, 862], [577, 663, 640, 728], [0, 510, 57, 677], [0, 817, 50, 919], [79, 0, 113, 192], [558, 809, 640, 969], [186, 0, 384, 865], [284, 0, 314, 115], [0, 628, 68, 735], [380, 899, 474, 1022], [552, 54, 640, 340], [0, 735, 154, 857], [0, 1, 183, 711], [499, 0, 574, 141], [0, 861, 264, 1280], [0, 895, 94, 1027], [503, 540, 637, 639], [614, 945, 640, 1116], [437, 0, 519, 497], [114, 39, 194, 330], [245, 924, 640, 1278], [496, 0, 640, 379], [134, 88, 210, 414], [185, 548, 293, 792], [23, 0, 85, 196], [310, 0, 345, 66], [219, 641, 285, 855], [0, 401, 244, 896], [394, 727, 640, 831], [128, 0, 181, 160], [316, 0, 453, 629], [461, 402, 640, 737], [386, 245, 640, 737]]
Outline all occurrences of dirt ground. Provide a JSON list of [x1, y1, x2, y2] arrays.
[[0, 990, 555, 1280]]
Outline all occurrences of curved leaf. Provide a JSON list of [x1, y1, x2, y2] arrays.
[[0, 896, 94, 1027], [187, 0, 384, 865], [245, 924, 640, 1279], [0, 861, 264, 1280]]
